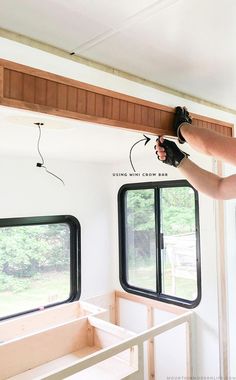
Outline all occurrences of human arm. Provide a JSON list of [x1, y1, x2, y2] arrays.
[[156, 137, 236, 200], [178, 158, 236, 200], [180, 123, 236, 167]]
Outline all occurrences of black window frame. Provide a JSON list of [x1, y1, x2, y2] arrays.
[[0, 214, 81, 321], [118, 180, 201, 309]]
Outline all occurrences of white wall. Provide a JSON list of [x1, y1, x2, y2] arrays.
[[0, 155, 113, 299], [1, 36, 236, 378]]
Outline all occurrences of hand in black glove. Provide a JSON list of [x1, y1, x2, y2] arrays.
[[173, 106, 192, 144], [155, 137, 189, 168]]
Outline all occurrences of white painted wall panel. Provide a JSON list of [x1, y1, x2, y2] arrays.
[[0, 156, 113, 299]]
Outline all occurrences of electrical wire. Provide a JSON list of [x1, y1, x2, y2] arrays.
[[35, 123, 65, 186]]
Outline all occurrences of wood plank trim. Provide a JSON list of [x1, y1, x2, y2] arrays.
[[147, 306, 155, 380], [115, 290, 186, 315], [42, 311, 192, 379], [0, 65, 3, 98], [215, 161, 229, 379], [0, 59, 233, 136]]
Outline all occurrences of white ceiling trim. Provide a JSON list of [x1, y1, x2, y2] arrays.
[[1, 28, 236, 116], [72, 0, 182, 54]]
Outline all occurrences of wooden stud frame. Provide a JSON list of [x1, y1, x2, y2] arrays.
[[0, 59, 233, 137], [0, 291, 192, 380], [215, 161, 229, 379]]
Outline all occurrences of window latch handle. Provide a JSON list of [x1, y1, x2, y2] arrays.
[[160, 233, 164, 250]]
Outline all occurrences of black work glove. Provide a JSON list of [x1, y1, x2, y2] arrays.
[[174, 106, 192, 144], [158, 139, 189, 168]]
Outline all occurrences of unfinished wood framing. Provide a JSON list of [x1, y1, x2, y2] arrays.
[[147, 306, 155, 380], [0, 291, 192, 380], [0, 59, 233, 137], [115, 290, 191, 380], [215, 161, 229, 378]]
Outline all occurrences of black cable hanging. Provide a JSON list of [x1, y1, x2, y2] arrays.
[[34, 122, 65, 186]]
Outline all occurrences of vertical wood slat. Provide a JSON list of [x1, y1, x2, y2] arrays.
[[23, 74, 35, 103], [195, 119, 203, 129], [3, 68, 10, 98], [154, 110, 161, 129], [67, 86, 77, 112], [46, 80, 57, 108], [0, 66, 3, 98], [87, 91, 96, 115], [148, 108, 155, 128], [141, 106, 148, 126], [95, 94, 104, 117], [226, 127, 232, 136], [57, 83, 67, 110], [127, 102, 135, 124], [186, 320, 193, 378], [35, 78, 47, 105], [77, 89, 86, 114], [160, 111, 173, 130], [120, 100, 128, 122], [115, 295, 120, 326], [112, 98, 120, 120], [10, 70, 23, 100], [147, 306, 155, 380], [104, 96, 112, 119], [134, 104, 142, 124]]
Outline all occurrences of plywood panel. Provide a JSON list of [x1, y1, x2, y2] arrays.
[[0, 318, 89, 379]]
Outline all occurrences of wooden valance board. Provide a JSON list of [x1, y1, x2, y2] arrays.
[[0, 59, 233, 137]]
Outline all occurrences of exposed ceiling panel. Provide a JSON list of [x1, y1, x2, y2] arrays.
[[0, 0, 157, 51], [78, 0, 236, 109], [0, 0, 236, 110]]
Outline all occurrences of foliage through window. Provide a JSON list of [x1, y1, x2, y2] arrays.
[[118, 181, 201, 308], [0, 215, 80, 320]]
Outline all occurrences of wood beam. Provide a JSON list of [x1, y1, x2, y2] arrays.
[[0, 59, 233, 137]]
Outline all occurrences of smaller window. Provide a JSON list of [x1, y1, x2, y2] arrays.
[[0, 215, 80, 320], [118, 181, 201, 308]]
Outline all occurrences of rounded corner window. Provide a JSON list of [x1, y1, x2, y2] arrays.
[[118, 180, 201, 309], [0, 214, 81, 321]]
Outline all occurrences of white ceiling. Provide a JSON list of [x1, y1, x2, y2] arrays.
[[0, 106, 156, 165], [1, 0, 236, 110]]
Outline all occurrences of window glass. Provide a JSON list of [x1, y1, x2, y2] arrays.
[[119, 181, 201, 308], [125, 189, 156, 291], [160, 187, 198, 300], [0, 216, 80, 320]]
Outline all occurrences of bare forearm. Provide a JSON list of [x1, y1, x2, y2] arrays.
[[180, 124, 236, 164], [156, 136, 236, 199], [178, 158, 223, 199]]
